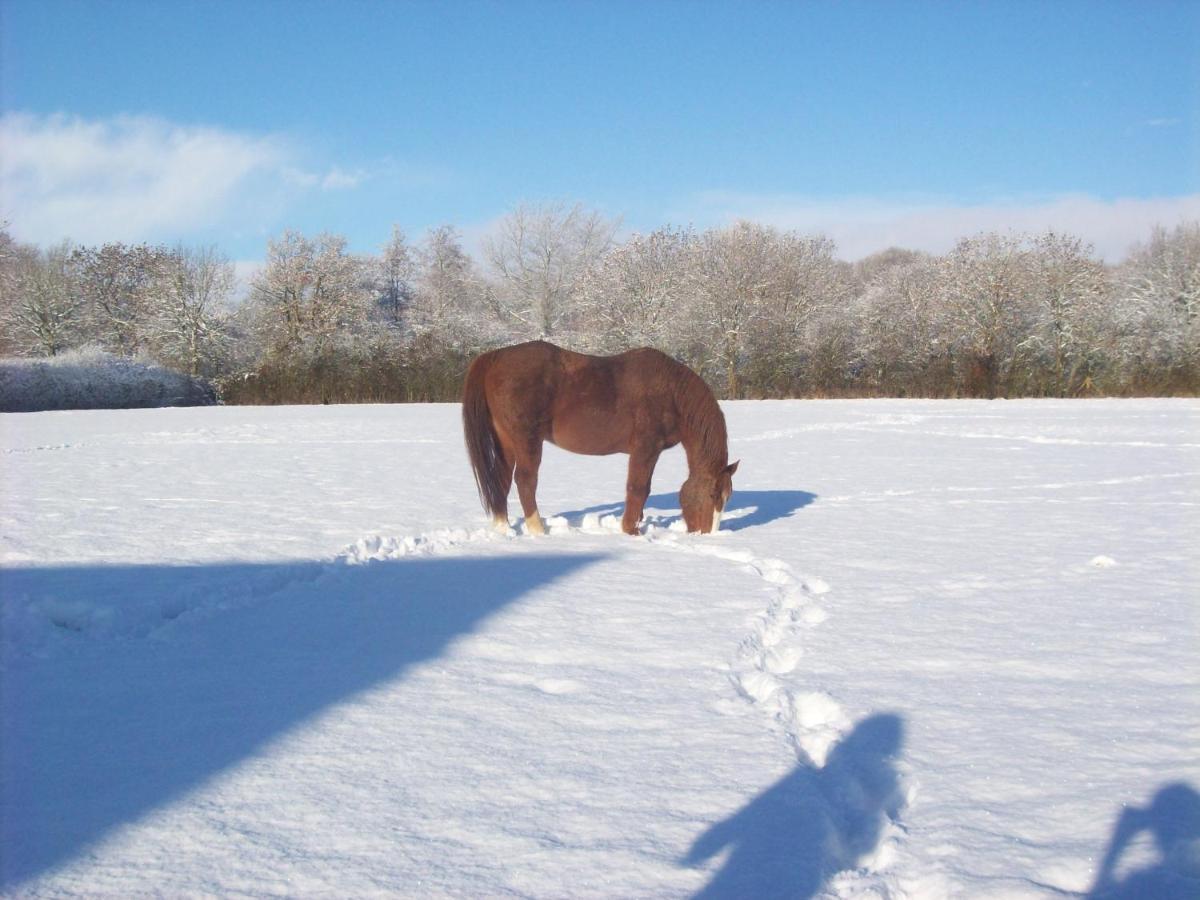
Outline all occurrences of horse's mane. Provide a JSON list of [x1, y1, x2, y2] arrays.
[[662, 355, 728, 473]]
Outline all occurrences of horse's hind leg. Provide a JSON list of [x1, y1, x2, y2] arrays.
[[493, 461, 515, 532], [513, 440, 545, 535], [490, 436, 517, 531]]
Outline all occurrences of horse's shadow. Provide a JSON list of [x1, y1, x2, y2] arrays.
[[559, 489, 817, 532]]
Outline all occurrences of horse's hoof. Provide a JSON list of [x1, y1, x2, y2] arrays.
[[524, 512, 546, 535]]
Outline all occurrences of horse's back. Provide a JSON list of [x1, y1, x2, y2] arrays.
[[473, 341, 689, 455]]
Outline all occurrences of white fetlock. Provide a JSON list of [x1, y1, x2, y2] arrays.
[[524, 512, 545, 535], [492, 515, 510, 533]]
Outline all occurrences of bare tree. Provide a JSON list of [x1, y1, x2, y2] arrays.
[[851, 252, 946, 393], [1, 240, 83, 357], [576, 227, 696, 354], [373, 225, 416, 327], [683, 222, 843, 397], [748, 233, 846, 394], [1021, 232, 1109, 395], [151, 246, 235, 376], [483, 201, 618, 340], [249, 230, 369, 352], [683, 222, 775, 396], [0, 226, 28, 356], [938, 233, 1041, 396], [410, 225, 492, 346], [8, 244, 77, 358], [72, 242, 171, 356], [1116, 223, 1200, 386]]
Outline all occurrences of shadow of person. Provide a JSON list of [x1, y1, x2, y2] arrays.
[[683, 714, 905, 899], [1087, 781, 1200, 899]]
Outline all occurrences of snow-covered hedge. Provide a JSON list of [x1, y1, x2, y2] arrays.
[[0, 347, 217, 412]]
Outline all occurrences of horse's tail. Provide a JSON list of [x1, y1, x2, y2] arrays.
[[462, 351, 508, 519]]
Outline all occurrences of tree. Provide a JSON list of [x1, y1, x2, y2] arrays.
[[151, 246, 235, 376], [1, 240, 83, 357], [1116, 223, 1200, 388], [576, 227, 696, 355], [483, 201, 617, 340], [410, 225, 491, 346], [249, 230, 369, 352], [1021, 232, 1109, 395], [747, 233, 846, 395], [939, 233, 1040, 397], [72, 242, 171, 356], [850, 252, 946, 393], [373, 225, 416, 327], [0, 226, 29, 355], [684, 222, 843, 397]]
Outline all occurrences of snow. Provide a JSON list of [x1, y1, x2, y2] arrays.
[[2, 399, 1198, 898]]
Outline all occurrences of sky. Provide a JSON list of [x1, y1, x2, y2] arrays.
[[1, 0, 1198, 265]]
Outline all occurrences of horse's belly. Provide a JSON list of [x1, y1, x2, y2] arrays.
[[549, 411, 628, 456]]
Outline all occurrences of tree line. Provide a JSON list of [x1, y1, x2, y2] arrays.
[[2, 203, 1197, 403]]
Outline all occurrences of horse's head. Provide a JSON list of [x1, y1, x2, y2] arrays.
[[681, 460, 739, 533]]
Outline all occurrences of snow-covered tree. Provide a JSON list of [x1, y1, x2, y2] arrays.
[[1, 240, 84, 357], [150, 246, 235, 376], [483, 201, 617, 340], [576, 227, 696, 354], [1020, 232, 1109, 395], [850, 252, 945, 392], [249, 231, 370, 352], [372, 225, 416, 327], [1116, 222, 1200, 386], [72, 242, 171, 356], [938, 233, 1041, 396], [410, 225, 491, 346], [683, 222, 843, 397]]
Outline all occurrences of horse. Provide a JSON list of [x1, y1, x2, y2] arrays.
[[462, 340, 738, 535]]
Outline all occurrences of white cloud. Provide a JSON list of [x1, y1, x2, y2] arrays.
[[320, 166, 368, 191], [680, 192, 1200, 261], [0, 112, 297, 246], [231, 259, 265, 303], [0, 113, 453, 252], [279, 164, 369, 192]]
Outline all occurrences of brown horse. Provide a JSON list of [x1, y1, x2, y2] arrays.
[[462, 340, 738, 535]]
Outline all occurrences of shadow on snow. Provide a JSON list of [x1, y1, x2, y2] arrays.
[[560, 489, 817, 533], [683, 713, 906, 899], [0, 552, 602, 889], [1087, 781, 1200, 899]]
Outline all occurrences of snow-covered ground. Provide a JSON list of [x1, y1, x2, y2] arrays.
[[2, 399, 1198, 898]]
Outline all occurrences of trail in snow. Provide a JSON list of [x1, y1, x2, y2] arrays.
[[346, 511, 911, 895], [348, 514, 852, 770]]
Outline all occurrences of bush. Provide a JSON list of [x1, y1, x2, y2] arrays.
[[0, 346, 217, 412], [217, 335, 476, 406]]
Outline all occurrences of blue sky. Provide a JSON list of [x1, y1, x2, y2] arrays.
[[2, 0, 1197, 262]]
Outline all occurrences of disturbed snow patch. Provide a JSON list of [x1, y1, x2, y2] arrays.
[[639, 527, 913, 891]]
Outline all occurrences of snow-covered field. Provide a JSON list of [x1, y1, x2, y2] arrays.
[[2, 399, 1198, 898]]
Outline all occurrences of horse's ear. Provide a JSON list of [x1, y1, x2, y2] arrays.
[[725, 460, 739, 476]]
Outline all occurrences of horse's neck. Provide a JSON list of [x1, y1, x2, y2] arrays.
[[679, 395, 728, 476]]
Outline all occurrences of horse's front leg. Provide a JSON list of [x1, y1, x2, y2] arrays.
[[514, 440, 545, 535], [623, 446, 661, 535]]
